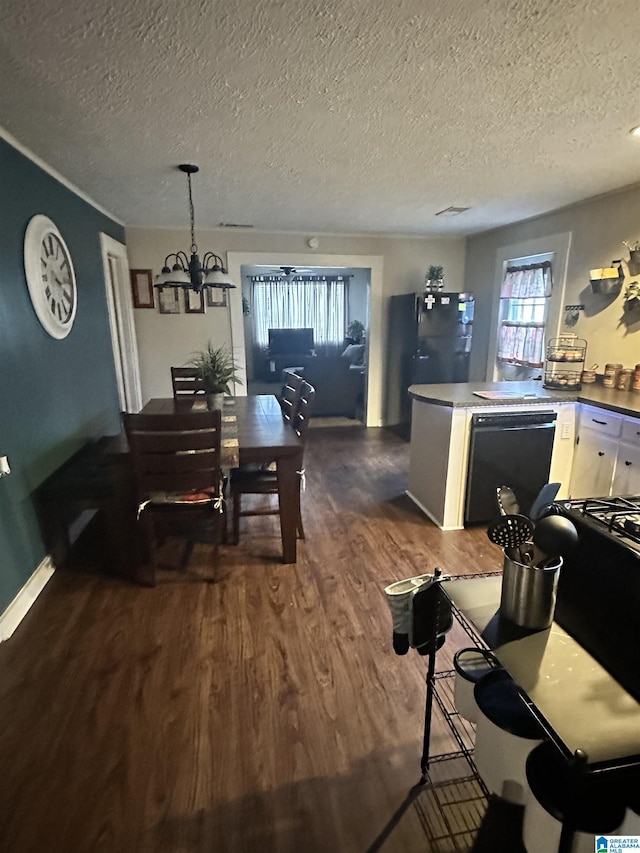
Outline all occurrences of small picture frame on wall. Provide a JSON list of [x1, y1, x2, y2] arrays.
[[185, 289, 205, 314], [157, 287, 181, 314], [206, 286, 228, 309], [130, 269, 155, 309]]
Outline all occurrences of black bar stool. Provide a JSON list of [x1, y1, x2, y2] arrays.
[[473, 669, 545, 804], [522, 741, 626, 852], [619, 791, 640, 835], [453, 647, 502, 723]]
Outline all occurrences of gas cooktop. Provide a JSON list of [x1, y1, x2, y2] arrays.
[[559, 496, 640, 554]]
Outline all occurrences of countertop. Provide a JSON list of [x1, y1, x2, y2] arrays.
[[444, 576, 640, 768], [408, 380, 640, 418]]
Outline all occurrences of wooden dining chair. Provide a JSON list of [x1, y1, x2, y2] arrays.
[[171, 366, 207, 398], [124, 410, 224, 585], [230, 381, 316, 546], [279, 369, 304, 425]]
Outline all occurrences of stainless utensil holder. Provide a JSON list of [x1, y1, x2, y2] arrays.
[[500, 547, 562, 630]]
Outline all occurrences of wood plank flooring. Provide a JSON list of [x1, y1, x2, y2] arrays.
[[0, 425, 499, 852]]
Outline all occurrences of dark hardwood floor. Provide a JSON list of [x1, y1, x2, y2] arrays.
[[0, 425, 499, 852]]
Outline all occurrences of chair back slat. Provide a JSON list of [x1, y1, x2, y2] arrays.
[[128, 431, 219, 453], [280, 369, 304, 424], [291, 381, 316, 439], [171, 367, 207, 398], [134, 452, 220, 475]]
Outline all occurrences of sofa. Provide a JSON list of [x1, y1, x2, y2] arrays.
[[278, 348, 366, 418]]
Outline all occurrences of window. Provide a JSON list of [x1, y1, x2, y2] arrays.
[[497, 262, 552, 373], [250, 275, 348, 351]]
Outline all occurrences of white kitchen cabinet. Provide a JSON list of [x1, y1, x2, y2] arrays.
[[612, 416, 640, 496], [570, 407, 640, 498], [612, 442, 640, 495], [570, 429, 619, 498]]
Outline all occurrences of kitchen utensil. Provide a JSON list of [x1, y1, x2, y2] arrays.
[[529, 482, 561, 521], [487, 514, 534, 549], [532, 515, 579, 566], [496, 485, 520, 517]]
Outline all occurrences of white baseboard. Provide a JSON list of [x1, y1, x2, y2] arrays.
[[405, 490, 464, 531], [0, 556, 55, 641]]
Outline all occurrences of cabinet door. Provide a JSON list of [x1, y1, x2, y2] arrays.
[[612, 441, 640, 496], [570, 430, 618, 498]]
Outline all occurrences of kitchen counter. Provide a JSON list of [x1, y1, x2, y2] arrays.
[[406, 384, 577, 530], [445, 576, 640, 771], [407, 380, 640, 530], [408, 379, 640, 418]]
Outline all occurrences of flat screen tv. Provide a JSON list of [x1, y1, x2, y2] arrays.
[[268, 328, 314, 355]]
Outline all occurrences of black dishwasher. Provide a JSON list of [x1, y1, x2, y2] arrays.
[[465, 411, 557, 524]]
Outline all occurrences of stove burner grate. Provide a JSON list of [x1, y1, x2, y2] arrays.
[[575, 496, 640, 546]]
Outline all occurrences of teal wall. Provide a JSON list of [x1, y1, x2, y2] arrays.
[[0, 137, 125, 612]]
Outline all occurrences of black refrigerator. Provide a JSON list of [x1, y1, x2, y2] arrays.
[[387, 292, 474, 427]]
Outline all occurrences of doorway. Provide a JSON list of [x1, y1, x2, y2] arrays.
[[99, 234, 142, 412], [227, 252, 383, 427]]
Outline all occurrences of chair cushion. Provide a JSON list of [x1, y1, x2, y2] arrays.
[[341, 343, 365, 365], [149, 487, 217, 504], [137, 487, 220, 517]]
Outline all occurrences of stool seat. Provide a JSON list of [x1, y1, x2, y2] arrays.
[[453, 647, 502, 723], [474, 669, 543, 739], [523, 741, 626, 852], [473, 669, 545, 804]]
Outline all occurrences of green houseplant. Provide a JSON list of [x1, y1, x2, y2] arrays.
[[346, 319, 365, 344], [425, 264, 444, 291], [623, 280, 640, 314], [188, 342, 242, 407]]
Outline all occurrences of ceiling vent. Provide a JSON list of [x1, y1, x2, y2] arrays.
[[435, 206, 471, 217]]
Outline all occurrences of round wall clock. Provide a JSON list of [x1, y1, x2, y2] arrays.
[[24, 214, 77, 339]]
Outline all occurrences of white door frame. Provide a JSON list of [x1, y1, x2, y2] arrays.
[[99, 234, 142, 412], [227, 251, 385, 427]]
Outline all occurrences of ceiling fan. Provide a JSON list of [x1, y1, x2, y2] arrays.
[[261, 265, 317, 279]]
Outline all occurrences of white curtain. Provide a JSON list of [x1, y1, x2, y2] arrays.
[[250, 276, 347, 351], [498, 263, 552, 368]]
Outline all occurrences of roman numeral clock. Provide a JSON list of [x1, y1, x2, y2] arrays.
[[24, 215, 77, 339]]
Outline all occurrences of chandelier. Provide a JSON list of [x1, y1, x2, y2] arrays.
[[154, 164, 235, 294]]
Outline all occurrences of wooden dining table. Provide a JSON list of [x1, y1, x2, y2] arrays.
[[139, 394, 305, 563]]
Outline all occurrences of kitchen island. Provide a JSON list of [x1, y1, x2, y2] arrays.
[[407, 380, 640, 530]]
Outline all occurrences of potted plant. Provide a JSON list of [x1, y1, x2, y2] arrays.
[[623, 240, 640, 277], [425, 264, 444, 292], [188, 341, 242, 409], [623, 280, 640, 315], [346, 319, 365, 344]]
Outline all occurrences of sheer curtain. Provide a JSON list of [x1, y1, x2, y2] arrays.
[[497, 262, 552, 368], [250, 275, 347, 353]]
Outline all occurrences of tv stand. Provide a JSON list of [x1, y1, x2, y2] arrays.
[[264, 352, 317, 381]]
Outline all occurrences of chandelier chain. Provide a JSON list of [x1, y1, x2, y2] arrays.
[[186, 170, 197, 253]]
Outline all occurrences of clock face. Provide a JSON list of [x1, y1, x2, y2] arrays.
[[24, 215, 77, 339]]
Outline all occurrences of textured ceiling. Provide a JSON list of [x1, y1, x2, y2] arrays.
[[1, 0, 639, 236]]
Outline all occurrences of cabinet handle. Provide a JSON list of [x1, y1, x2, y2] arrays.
[[625, 460, 632, 466], [598, 451, 605, 456], [592, 419, 608, 425]]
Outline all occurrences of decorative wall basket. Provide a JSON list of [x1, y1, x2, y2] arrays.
[[589, 266, 623, 295]]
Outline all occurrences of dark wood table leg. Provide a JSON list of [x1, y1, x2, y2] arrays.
[[277, 452, 302, 563]]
